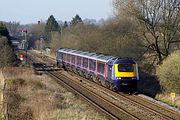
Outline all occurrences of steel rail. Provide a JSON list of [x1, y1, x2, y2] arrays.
[[46, 70, 139, 120], [70, 72, 179, 120], [30, 51, 180, 120]]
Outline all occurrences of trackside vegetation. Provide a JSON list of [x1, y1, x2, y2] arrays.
[[0, 23, 16, 68], [1, 0, 179, 108], [3, 68, 107, 120], [28, 7, 179, 98], [156, 51, 180, 93]]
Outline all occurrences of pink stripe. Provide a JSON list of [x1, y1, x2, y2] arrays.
[[96, 61, 98, 77], [104, 64, 106, 80]]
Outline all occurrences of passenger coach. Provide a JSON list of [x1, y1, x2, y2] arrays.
[[56, 48, 139, 93]]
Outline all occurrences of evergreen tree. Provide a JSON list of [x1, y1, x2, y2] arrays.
[[0, 37, 16, 67], [63, 21, 68, 28], [0, 22, 10, 39], [0, 22, 13, 47], [70, 14, 83, 26], [0, 23, 16, 67], [44, 15, 59, 41]]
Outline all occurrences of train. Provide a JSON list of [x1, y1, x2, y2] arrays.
[[56, 48, 139, 93]]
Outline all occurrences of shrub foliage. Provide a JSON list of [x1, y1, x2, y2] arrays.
[[156, 51, 180, 93], [0, 36, 16, 67], [0, 23, 16, 68]]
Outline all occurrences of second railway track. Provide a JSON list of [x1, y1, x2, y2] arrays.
[[62, 70, 180, 120]]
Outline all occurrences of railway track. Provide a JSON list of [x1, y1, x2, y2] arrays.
[[125, 94, 180, 120], [47, 70, 139, 120], [29, 51, 180, 120], [29, 52, 138, 119], [63, 71, 180, 120]]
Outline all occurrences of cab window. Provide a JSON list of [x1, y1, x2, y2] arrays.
[[118, 64, 134, 72]]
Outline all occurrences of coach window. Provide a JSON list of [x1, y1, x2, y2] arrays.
[[57, 53, 59, 59], [89, 59, 96, 71], [97, 62, 105, 74], [77, 56, 81, 66], [59, 53, 63, 60], [83, 58, 88, 68], [63, 53, 66, 61], [72, 55, 75, 64], [59, 53, 61, 59], [67, 54, 70, 62]]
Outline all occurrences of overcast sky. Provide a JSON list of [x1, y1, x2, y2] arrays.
[[0, 0, 113, 24]]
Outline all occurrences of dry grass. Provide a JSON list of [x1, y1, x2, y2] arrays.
[[155, 94, 180, 109], [3, 67, 107, 120]]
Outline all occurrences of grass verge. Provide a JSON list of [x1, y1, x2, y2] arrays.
[[3, 67, 107, 120]]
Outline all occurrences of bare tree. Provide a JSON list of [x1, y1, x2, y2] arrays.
[[28, 23, 46, 48], [4, 21, 21, 36], [113, 0, 180, 63], [50, 31, 61, 53]]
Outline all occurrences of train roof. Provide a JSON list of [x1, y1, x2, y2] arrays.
[[115, 58, 136, 64], [57, 48, 117, 63]]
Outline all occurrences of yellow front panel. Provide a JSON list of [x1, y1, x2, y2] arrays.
[[115, 64, 136, 77]]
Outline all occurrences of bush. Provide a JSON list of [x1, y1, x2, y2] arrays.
[[0, 36, 16, 67], [156, 50, 180, 93], [59, 20, 143, 59]]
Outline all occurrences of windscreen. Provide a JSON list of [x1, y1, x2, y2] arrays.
[[118, 64, 134, 72]]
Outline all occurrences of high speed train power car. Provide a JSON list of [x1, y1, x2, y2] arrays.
[[56, 48, 139, 93]]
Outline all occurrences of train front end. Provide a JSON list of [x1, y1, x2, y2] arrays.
[[113, 58, 139, 93]]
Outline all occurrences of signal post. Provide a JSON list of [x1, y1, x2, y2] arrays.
[[21, 29, 28, 64]]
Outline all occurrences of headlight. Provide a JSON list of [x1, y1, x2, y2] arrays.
[[117, 77, 121, 80]]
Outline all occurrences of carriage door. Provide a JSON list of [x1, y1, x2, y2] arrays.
[[107, 65, 112, 81]]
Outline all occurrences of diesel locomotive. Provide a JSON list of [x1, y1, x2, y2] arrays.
[[56, 48, 139, 93]]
